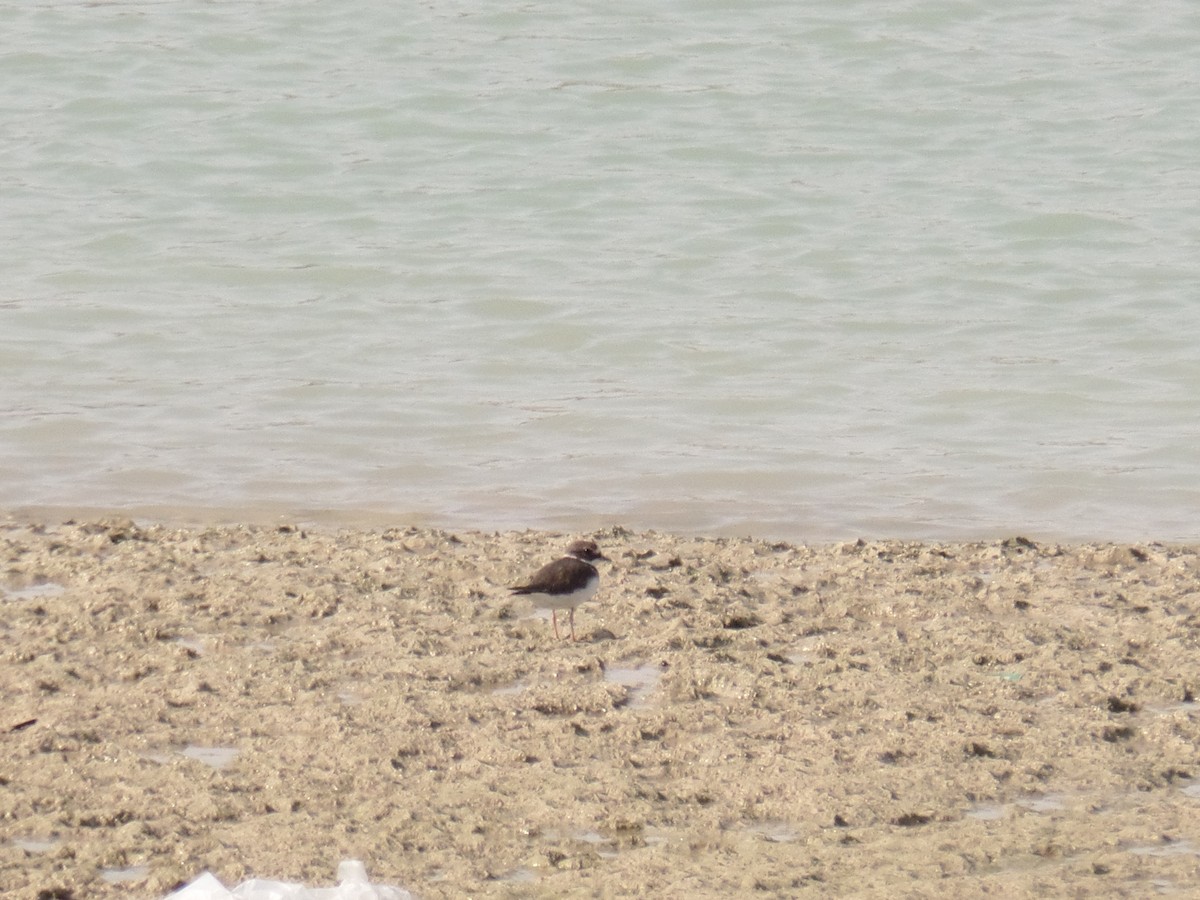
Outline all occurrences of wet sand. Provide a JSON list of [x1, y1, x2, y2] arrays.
[[3, 516, 1200, 898]]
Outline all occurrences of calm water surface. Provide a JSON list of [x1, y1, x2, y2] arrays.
[[2, 1, 1198, 540]]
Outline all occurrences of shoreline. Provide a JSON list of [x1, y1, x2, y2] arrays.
[[4, 517, 1200, 897], [0, 503, 1167, 548]]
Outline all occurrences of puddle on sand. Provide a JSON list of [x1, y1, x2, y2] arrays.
[[743, 821, 800, 843], [1145, 701, 1198, 717], [491, 679, 528, 697], [573, 830, 620, 858], [180, 746, 239, 769], [1016, 794, 1065, 814], [786, 640, 821, 665], [174, 636, 205, 655], [965, 794, 1065, 820], [491, 664, 662, 707], [101, 865, 150, 884], [2, 582, 66, 602], [965, 803, 1007, 821], [498, 866, 538, 884], [604, 663, 663, 709], [11, 837, 59, 853], [540, 828, 622, 859], [1128, 840, 1200, 858]]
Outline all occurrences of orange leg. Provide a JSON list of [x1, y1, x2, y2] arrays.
[[551, 610, 562, 640], [569, 608, 578, 642]]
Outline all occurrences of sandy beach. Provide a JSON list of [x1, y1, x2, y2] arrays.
[[3, 515, 1200, 898]]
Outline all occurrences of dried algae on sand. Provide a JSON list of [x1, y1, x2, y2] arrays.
[[3, 518, 1200, 898]]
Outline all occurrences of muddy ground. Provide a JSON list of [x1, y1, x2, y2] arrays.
[[3, 516, 1200, 897]]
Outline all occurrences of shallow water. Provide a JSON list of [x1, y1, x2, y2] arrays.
[[603, 662, 663, 709], [1, 582, 66, 602], [3, 1, 1198, 541], [101, 865, 151, 885], [180, 746, 240, 770]]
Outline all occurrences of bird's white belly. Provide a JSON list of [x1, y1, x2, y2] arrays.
[[525, 579, 598, 611]]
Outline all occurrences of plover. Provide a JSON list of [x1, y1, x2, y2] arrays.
[[511, 539, 609, 641]]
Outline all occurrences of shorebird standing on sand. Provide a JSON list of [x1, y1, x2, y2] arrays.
[[511, 539, 609, 641]]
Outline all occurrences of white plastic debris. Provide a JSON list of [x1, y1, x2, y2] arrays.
[[164, 860, 413, 900]]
